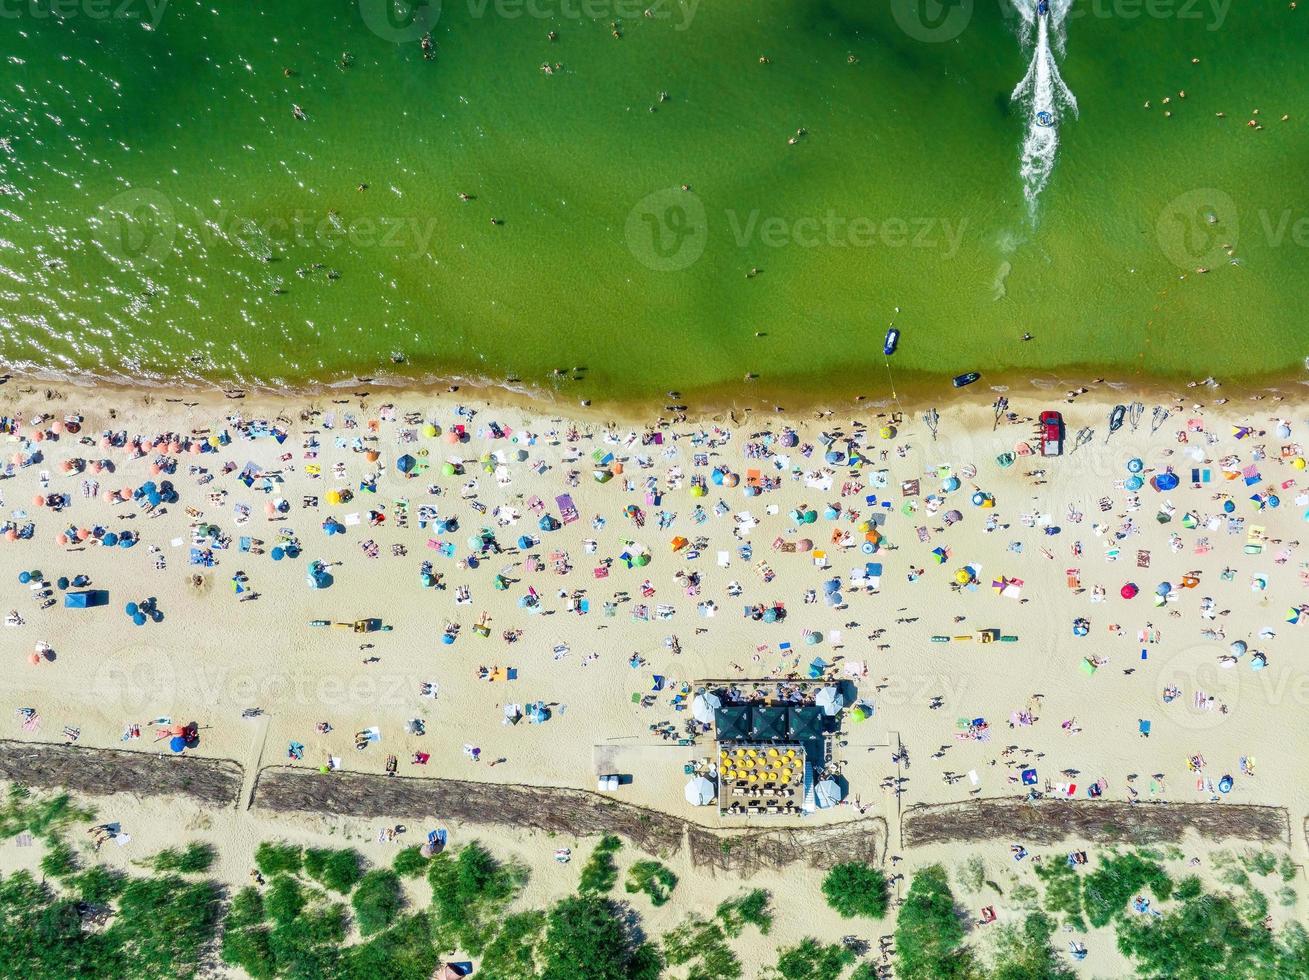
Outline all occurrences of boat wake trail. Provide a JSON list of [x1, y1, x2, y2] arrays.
[[1010, 0, 1078, 217]]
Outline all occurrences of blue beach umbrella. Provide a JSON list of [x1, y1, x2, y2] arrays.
[[169, 736, 186, 753]]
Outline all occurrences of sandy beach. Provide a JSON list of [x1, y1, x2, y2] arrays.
[[0, 374, 1306, 975]]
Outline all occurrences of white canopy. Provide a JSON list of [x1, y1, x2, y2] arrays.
[[815, 686, 844, 717], [692, 691, 722, 724], [684, 776, 716, 806], [814, 778, 843, 809]]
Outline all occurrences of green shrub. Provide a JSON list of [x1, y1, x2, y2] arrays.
[[577, 834, 621, 895], [716, 888, 773, 936], [541, 894, 660, 980], [895, 864, 974, 980], [0, 786, 94, 840], [39, 836, 78, 878], [1083, 852, 1172, 928], [265, 874, 305, 925], [152, 841, 216, 874], [221, 923, 277, 980], [773, 937, 854, 980], [393, 845, 428, 878], [340, 912, 441, 979], [73, 865, 125, 905], [478, 910, 547, 980], [821, 862, 889, 919], [990, 911, 1073, 979], [109, 876, 223, 978], [254, 841, 303, 877], [428, 842, 526, 955], [226, 885, 266, 929], [1034, 859, 1085, 930], [304, 847, 363, 894], [352, 869, 404, 935], [625, 860, 677, 906]]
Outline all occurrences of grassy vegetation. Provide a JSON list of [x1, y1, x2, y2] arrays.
[[989, 911, 1073, 979], [427, 841, 527, 955], [254, 841, 303, 877], [894, 864, 975, 980], [821, 861, 889, 919], [478, 910, 546, 980], [716, 888, 773, 936], [303, 847, 363, 894], [625, 859, 678, 906], [771, 937, 855, 980], [1033, 859, 1086, 930], [664, 915, 743, 980], [577, 834, 622, 895], [0, 784, 94, 840], [1082, 851, 1172, 928], [150, 841, 216, 874], [392, 845, 428, 878], [352, 869, 404, 936], [540, 894, 662, 980]]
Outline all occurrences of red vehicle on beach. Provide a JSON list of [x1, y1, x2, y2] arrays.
[[1039, 411, 1065, 457]]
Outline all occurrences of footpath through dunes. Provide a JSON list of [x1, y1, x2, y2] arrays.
[[252, 765, 888, 874], [903, 796, 1290, 848]]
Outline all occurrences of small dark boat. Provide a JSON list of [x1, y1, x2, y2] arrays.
[[1038, 0, 1049, 14], [1036, 110, 1054, 127], [952, 372, 981, 388], [883, 328, 900, 356]]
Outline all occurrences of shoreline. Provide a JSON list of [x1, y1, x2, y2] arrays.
[[6, 359, 1309, 425]]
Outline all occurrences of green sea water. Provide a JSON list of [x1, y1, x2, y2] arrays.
[[1, 0, 1306, 402]]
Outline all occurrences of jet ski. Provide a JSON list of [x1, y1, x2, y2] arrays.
[[1036, 110, 1055, 127], [883, 328, 900, 356], [952, 371, 981, 389], [1038, 0, 1049, 14]]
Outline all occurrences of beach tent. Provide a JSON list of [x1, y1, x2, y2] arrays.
[[750, 706, 788, 741], [684, 776, 716, 806], [396, 454, 416, 474], [814, 778, 843, 809], [714, 706, 751, 741], [814, 686, 844, 717], [64, 589, 108, 609], [692, 691, 722, 724]]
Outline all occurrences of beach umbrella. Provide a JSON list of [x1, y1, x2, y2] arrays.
[[1277, 422, 1292, 439], [1156, 582, 1171, 596], [422, 423, 439, 438], [723, 472, 739, 487], [271, 547, 285, 561], [825, 450, 844, 465], [954, 567, 974, 585], [943, 476, 961, 492], [103, 532, 119, 547], [944, 509, 962, 526], [396, 454, 416, 473], [1229, 640, 1247, 656], [1154, 472, 1179, 491], [1121, 583, 1139, 599], [692, 691, 721, 724], [814, 778, 843, 809], [762, 607, 778, 623], [17, 571, 30, 584], [1125, 476, 1144, 491], [1127, 458, 1144, 473], [133, 613, 147, 626], [815, 686, 844, 716], [56, 576, 68, 590], [683, 776, 715, 806], [804, 632, 821, 645], [849, 704, 871, 723], [879, 425, 895, 439], [125, 602, 139, 617], [780, 430, 798, 448], [711, 469, 724, 485], [27, 652, 40, 665], [797, 538, 813, 552], [168, 736, 186, 753]]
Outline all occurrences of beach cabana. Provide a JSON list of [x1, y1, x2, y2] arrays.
[[714, 706, 751, 741], [750, 706, 788, 742], [788, 707, 824, 742], [684, 776, 716, 806]]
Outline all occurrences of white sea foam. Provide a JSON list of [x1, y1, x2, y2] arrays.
[[1011, 0, 1078, 217]]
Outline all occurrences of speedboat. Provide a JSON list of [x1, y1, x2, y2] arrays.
[[1036, 110, 1054, 127], [883, 328, 900, 356], [1108, 404, 1126, 434], [1038, 0, 1049, 14], [952, 371, 981, 388]]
